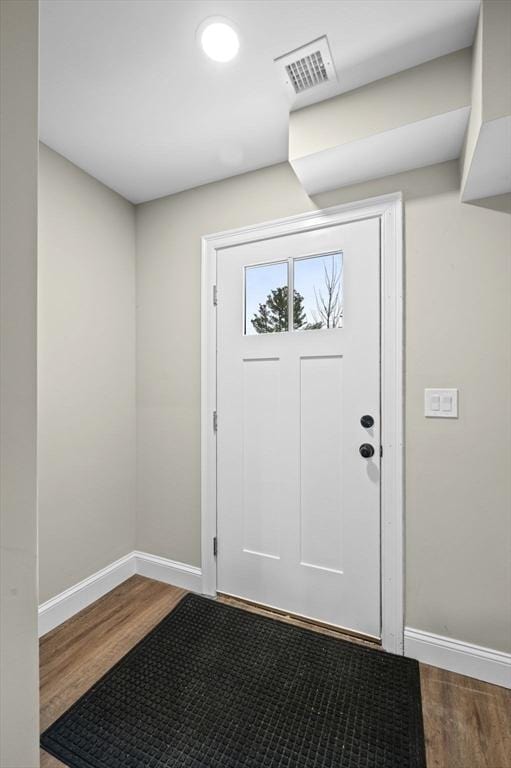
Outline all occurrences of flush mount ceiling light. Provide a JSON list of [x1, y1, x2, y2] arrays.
[[197, 17, 240, 63]]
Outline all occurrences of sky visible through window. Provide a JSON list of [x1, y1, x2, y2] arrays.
[[245, 253, 343, 334]]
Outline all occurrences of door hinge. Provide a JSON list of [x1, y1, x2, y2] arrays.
[[213, 410, 218, 432], [213, 284, 218, 306], [213, 536, 218, 557], [380, 445, 383, 458]]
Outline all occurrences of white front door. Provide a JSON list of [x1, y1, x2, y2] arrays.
[[216, 217, 381, 638]]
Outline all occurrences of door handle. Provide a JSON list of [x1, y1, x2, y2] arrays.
[[359, 443, 375, 458]]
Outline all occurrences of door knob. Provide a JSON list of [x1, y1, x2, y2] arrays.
[[360, 414, 374, 428], [359, 443, 375, 458]]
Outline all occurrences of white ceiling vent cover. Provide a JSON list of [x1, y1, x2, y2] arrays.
[[275, 36, 336, 97]]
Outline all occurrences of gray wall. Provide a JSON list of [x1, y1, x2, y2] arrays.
[[483, 0, 511, 122], [461, 0, 511, 196], [38, 143, 136, 603], [136, 160, 511, 653], [0, 1, 40, 765]]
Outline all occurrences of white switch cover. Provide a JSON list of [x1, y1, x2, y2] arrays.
[[425, 388, 458, 418]]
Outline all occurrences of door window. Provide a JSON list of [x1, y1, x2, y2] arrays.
[[244, 252, 343, 334], [245, 262, 288, 335], [294, 252, 343, 330]]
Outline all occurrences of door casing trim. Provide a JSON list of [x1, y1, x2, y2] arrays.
[[201, 192, 404, 654]]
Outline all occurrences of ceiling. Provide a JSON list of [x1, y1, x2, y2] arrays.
[[40, 0, 480, 204]]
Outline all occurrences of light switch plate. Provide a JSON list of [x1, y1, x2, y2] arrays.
[[425, 388, 458, 418]]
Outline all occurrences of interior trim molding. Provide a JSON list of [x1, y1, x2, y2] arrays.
[[134, 550, 202, 592], [38, 556, 510, 689], [38, 553, 136, 637], [38, 551, 202, 637], [201, 193, 404, 654], [405, 627, 511, 689]]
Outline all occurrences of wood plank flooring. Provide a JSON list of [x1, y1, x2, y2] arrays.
[[40, 575, 511, 768]]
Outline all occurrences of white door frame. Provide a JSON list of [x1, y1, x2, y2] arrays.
[[201, 192, 404, 654]]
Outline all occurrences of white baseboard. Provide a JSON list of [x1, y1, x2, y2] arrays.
[[38, 551, 202, 637], [405, 627, 511, 689], [134, 550, 202, 592], [39, 565, 510, 691], [38, 553, 136, 637]]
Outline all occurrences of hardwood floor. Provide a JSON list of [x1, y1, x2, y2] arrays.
[[40, 575, 511, 768], [40, 576, 186, 768]]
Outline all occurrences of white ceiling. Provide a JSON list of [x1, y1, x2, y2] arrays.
[[40, 0, 480, 204]]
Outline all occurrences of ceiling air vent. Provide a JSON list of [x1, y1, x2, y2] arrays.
[[275, 36, 336, 97]]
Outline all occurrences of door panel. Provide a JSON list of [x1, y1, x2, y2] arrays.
[[299, 355, 344, 574], [217, 218, 381, 637], [242, 357, 282, 560]]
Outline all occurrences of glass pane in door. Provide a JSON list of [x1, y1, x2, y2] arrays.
[[245, 262, 288, 335], [293, 252, 343, 330]]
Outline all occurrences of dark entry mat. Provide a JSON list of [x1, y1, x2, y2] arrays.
[[41, 593, 426, 768]]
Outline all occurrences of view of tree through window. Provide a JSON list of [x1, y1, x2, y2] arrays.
[[246, 253, 343, 334], [294, 252, 343, 330], [250, 287, 318, 333], [245, 261, 288, 335]]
